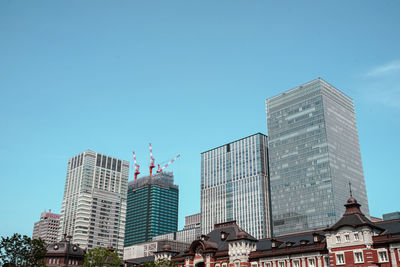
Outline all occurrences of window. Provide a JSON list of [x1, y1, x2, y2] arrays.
[[293, 260, 300, 267], [336, 235, 341, 243], [378, 250, 388, 262], [234, 261, 240, 267], [354, 251, 364, 263], [265, 263, 271, 267], [308, 258, 316, 267], [278, 262, 285, 267], [216, 264, 220, 267], [345, 234, 350, 242], [324, 256, 330, 267], [354, 233, 359, 241], [251, 263, 258, 267], [336, 253, 345, 265]]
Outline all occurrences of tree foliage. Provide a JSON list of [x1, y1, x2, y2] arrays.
[[83, 247, 121, 267], [0, 233, 47, 266], [144, 258, 176, 267]]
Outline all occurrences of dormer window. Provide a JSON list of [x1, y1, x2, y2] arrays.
[[201, 235, 209, 241], [300, 240, 309, 245], [313, 233, 320, 243], [271, 241, 276, 248], [336, 235, 341, 243], [221, 231, 228, 241]]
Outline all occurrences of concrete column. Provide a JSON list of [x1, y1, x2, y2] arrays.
[[301, 258, 305, 267], [317, 256, 321, 267]]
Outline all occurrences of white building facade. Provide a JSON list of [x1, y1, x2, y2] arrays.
[[32, 210, 60, 244], [59, 150, 129, 255], [201, 133, 271, 239]]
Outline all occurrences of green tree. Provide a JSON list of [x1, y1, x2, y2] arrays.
[[83, 247, 121, 267], [0, 233, 47, 266], [144, 258, 176, 267]]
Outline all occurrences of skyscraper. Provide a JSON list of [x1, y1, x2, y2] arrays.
[[266, 78, 369, 236], [201, 133, 271, 239], [32, 210, 60, 244], [124, 172, 179, 247], [59, 150, 129, 254]]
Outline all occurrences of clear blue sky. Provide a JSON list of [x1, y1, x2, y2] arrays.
[[0, 0, 399, 237]]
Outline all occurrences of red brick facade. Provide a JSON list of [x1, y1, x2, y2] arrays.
[[154, 197, 400, 267]]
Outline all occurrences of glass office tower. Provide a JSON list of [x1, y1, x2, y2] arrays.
[[201, 133, 271, 239], [266, 78, 369, 236], [124, 172, 179, 246]]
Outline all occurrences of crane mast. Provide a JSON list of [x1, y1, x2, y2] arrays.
[[149, 143, 155, 178], [132, 151, 140, 181]]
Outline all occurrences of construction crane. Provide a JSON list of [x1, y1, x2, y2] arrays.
[[132, 151, 140, 181], [157, 154, 180, 174], [149, 143, 155, 178]]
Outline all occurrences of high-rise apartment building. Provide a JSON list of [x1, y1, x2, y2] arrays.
[[201, 133, 271, 239], [124, 172, 179, 247], [32, 210, 60, 244], [59, 150, 129, 254], [266, 78, 369, 236]]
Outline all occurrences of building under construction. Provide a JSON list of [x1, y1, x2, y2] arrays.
[[124, 172, 179, 247]]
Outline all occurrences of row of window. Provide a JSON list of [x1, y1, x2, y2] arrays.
[[335, 249, 390, 265], [48, 258, 79, 265], [335, 232, 360, 243], [252, 258, 321, 267]]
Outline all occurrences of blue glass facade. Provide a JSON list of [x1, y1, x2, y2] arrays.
[[124, 172, 179, 246]]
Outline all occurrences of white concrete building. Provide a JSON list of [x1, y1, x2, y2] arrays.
[[32, 210, 60, 244], [58, 150, 129, 255]]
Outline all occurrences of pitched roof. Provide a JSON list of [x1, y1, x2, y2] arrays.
[[171, 221, 256, 260], [326, 196, 384, 232]]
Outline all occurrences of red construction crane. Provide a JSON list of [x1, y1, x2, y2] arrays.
[[149, 143, 155, 178], [132, 151, 140, 181], [157, 154, 180, 174]]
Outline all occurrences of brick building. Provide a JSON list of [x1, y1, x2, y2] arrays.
[[154, 197, 400, 267]]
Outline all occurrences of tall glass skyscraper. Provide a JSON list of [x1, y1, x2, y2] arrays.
[[59, 150, 129, 255], [201, 133, 271, 239], [266, 78, 369, 236], [124, 172, 179, 246]]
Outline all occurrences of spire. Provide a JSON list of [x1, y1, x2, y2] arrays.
[[344, 185, 362, 215], [349, 181, 353, 197]]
